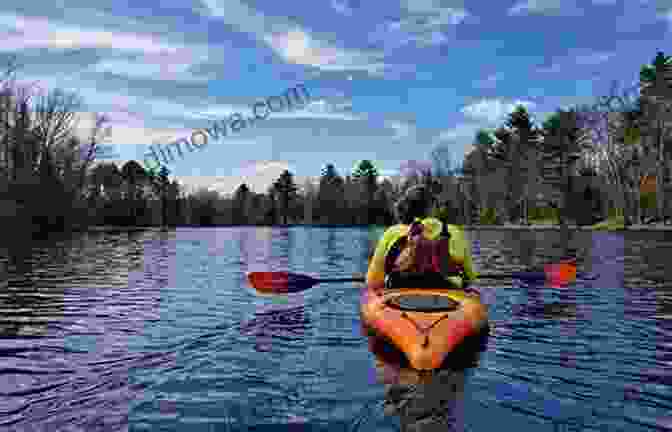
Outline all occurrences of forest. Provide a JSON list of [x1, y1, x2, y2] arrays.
[[0, 51, 671, 237]]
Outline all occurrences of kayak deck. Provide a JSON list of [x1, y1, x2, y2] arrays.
[[361, 287, 489, 371]]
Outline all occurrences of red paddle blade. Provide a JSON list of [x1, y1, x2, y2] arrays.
[[247, 272, 319, 294], [544, 262, 577, 288]]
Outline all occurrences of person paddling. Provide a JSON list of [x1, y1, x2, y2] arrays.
[[366, 185, 478, 293]]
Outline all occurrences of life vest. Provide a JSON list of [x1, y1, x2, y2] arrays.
[[384, 218, 465, 277]]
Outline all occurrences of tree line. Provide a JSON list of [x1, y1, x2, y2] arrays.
[[0, 51, 670, 238], [461, 51, 672, 226]]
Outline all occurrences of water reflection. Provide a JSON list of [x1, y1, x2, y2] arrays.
[[620, 233, 672, 431], [324, 229, 341, 272], [0, 227, 670, 431], [239, 227, 312, 353], [0, 230, 175, 430], [239, 302, 311, 352], [367, 329, 489, 432]]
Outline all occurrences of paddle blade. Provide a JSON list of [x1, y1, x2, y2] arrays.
[[247, 272, 320, 294], [544, 262, 577, 288]]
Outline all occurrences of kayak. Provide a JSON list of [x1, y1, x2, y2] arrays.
[[360, 279, 489, 371]]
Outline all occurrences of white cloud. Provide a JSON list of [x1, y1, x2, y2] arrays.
[[200, 0, 386, 76], [0, 13, 190, 54], [437, 123, 483, 141], [264, 29, 385, 75], [461, 99, 536, 123], [386, 120, 416, 141], [432, 123, 490, 157], [369, 8, 468, 49], [200, 0, 285, 37], [189, 98, 361, 122], [401, 0, 442, 14], [205, 160, 298, 195], [508, 0, 581, 15], [0, 13, 215, 83], [91, 50, 211, 82], [13, 72, 200, 130]]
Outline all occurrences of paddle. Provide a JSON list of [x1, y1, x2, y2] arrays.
[[247, 271, 364, 294], [247, 262, 588, 294]]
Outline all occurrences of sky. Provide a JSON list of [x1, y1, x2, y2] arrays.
[[1, 0, 670, 196]]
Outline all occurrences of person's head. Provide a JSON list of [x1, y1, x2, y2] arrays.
[[394, 185, 436, 224]]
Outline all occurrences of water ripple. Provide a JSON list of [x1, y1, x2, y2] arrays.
[[0, 228, 669, 431]]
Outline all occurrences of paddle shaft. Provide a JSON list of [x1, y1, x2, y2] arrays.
[[479, 273, 533, 279], [318, 277, 366, 283], [315, 272, 547, 284]]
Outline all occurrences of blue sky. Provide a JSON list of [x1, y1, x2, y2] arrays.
[[1, 0, 670, 195]]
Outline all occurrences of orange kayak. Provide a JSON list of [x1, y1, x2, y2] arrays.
[[360, 282, 489, 371]]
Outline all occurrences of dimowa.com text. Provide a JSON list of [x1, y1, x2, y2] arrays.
[[143, 84, 311, 173]]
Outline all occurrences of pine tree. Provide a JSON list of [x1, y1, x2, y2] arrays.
[[505, 105, 542, 224], [639, 51, 672, 221], [272, 170, 298, 225], [540, 109, 591, 226], [233, 183, 251, 225], [317, 164, 345, 224], [352, 160, 379, 224]]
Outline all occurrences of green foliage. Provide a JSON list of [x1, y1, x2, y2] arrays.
[[505, 105, 541, 147], [316, 164, 346, 223], [431, 205, 451, 222], [640, 191, 656, 210], [475, 129, 496, 148], [608, 207, 624, 218], [272, 170, 299, 224], [479, 207, 498, 225], [528, 206, 559, 223], [640, 51, 672, 87], [352, 160, 378, 184]]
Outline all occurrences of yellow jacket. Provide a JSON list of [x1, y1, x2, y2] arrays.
[[366, 218, 478, 290]]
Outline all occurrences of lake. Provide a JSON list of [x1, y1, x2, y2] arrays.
[[0, 227, 670, 431]]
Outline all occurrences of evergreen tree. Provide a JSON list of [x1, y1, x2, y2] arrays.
[[540, 109, 591, 225], [504, 105, 542, 223], [317, 164, 345, 224], [233, 183, 251, 225], [639, 51, 672, 221], [121, 160, 148, 225], [147, 165, 171, 227], [272, 170, 299, 225], [264, 186, 278, 225], [462, 129, 497, 222], [488, 126, 517, 221], [352, 160, 379, 224]]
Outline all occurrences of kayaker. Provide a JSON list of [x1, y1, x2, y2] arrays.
[[366, 185, 478, 293]]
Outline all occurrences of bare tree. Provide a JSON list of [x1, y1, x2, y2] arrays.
[[639, 52, 672, 222], [575, 80, 649, 225], [0, 58, 114, 233]]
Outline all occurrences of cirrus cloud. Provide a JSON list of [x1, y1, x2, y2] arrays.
[[461, 98, 536, 123], [264, 29, 386, 75]]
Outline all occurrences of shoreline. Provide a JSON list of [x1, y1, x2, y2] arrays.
[[76, 223, 672, 232], [464, 224, 672, 231]]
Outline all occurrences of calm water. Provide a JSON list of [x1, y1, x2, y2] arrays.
[[0, 227, 671, 431]]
